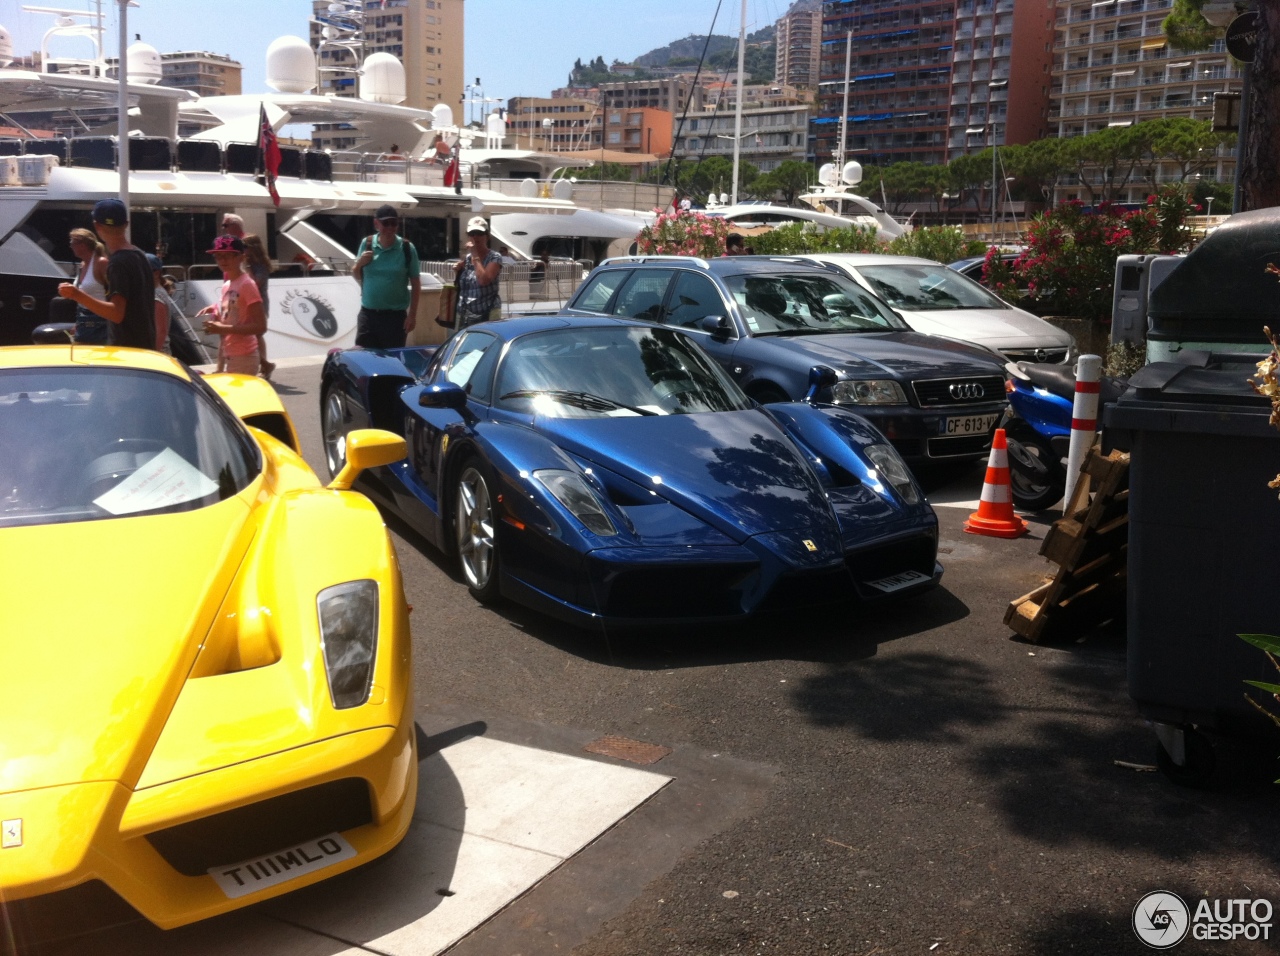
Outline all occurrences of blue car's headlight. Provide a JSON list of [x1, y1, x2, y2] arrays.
[[317, 580, 379, 709], [865, 444, 920, 505], [534, 469, 618, 536], [832, 379, 908, 405]]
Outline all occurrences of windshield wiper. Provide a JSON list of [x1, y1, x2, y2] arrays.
[[757, 327, 876, 336], [499, 389, 658, 416]]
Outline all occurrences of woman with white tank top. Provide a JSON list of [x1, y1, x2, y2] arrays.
[[69, 227, 110, 344]]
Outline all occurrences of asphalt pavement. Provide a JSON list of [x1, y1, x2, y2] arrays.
[[26, 359, 1278, 956]]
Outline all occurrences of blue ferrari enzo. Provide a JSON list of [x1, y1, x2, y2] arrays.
[[320, 315, 941, 628]]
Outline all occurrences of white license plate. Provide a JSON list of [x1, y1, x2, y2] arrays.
[[864, 569, 933, 593], [209, 832, 356, 899], [944, 412, 999, 436]]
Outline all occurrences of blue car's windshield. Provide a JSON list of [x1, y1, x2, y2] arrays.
[[495, 326, 753, 417], [0, 366, 259, 528], [725, 272, 906, 336]]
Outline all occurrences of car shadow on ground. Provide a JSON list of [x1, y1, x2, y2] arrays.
[[787, 628, 1280, 874], [497, 584, 972, 670]]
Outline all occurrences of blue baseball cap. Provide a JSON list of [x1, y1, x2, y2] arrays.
[[91, 198, 128, 226], [145, 253, 163, 271]]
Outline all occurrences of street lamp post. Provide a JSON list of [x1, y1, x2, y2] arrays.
[[1206, 195, 1215, 218], [988, 79, 1008, 236]]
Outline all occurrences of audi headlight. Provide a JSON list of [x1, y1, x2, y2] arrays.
[[831, 379, 908, 405], [534, 469, 618, 536], [317, 580, 378, 709], [864, 443, 920, 505]]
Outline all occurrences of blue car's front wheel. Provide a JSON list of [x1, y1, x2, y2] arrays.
[[456, 461, 501, 604]]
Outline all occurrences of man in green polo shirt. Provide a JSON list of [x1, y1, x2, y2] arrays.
[[352, 204, 421, 348]]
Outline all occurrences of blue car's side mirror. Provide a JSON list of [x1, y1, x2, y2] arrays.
[[419, 382, 468, 410], [699, 315, 731, 338], [804, 365, 838, 404]]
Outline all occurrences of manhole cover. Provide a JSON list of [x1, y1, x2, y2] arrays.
[[583, 735, 672, 765]]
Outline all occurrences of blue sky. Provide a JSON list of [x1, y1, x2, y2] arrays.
[[3, 0, 789, 103]]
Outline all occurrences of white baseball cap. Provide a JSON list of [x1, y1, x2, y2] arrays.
[[466, 216, 490, 234]]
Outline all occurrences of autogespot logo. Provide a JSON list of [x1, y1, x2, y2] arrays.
[[1133, 891, 1190, 949]]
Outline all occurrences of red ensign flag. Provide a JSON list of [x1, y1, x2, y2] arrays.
[[259, 103, 281, 206]]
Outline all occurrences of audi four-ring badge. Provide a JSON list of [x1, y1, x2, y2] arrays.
[[949, 382, 986, 400]]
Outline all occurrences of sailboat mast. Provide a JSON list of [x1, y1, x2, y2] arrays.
[[730, 0, 746, 206], [836, 29, 851, 171]]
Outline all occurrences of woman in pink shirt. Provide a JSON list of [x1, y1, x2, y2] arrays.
[[198, 235, 266, 375]]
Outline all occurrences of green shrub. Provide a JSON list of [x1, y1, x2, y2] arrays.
[[748, 222, 881, 256], [884, 227, 987, 264]]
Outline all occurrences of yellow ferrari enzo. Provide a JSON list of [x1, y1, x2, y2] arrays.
[[0, 346, 416, 929]]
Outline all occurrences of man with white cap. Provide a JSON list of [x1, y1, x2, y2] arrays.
[[454, 216, 502, 326], [352, 204, 421, 349]]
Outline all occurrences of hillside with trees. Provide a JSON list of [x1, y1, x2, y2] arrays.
[[567, 26, 775, 89]]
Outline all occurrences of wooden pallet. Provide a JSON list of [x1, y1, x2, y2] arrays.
[[1004, 445, 1130, 643]]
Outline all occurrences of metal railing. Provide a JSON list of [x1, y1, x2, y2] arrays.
[[420, 259, 591, 315]]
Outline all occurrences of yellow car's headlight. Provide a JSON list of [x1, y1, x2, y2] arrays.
[[317, 580, 379, 709]]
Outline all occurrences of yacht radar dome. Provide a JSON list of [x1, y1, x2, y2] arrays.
[[360, 52, 405, 104], [126, 41, 162, 85], [818, 163, 837, 187], [266, 36, 316, 93], [431, 103, 454, 128], [841, 161, 863, 185], [0, 25, 12, 68]]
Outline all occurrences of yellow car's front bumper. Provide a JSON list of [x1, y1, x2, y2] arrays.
[[1, 717, 417, 929]]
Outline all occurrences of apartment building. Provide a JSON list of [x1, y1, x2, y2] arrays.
[[310, 0, 463, 151], [672, 84, 811, 172], [157, 51, 242, 97], [598, 77, 705, 116], [506, 96, 599, 152], [602, 107, 674, 157], [814, 0, 955, 166], [1050, 0, 1239, 201], [776, 0, 822, 91], [947, 0, 1054, 159]]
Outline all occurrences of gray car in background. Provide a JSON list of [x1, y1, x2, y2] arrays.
[[797, 254, 1076, 365]]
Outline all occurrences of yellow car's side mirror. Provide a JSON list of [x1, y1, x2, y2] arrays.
[[327, 429, 408, 491]]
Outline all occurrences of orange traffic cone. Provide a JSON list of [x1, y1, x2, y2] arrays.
[[964, 429, 1029, 539]]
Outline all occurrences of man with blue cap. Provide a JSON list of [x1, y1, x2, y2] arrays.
[[57, 199, 156, 350]]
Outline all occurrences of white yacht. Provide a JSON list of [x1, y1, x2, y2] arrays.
[[0, 10, 654, 358]]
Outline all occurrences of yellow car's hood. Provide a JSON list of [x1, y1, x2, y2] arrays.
[[0, 492, 254, 795]]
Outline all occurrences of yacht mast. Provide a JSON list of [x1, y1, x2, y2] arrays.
[[116, 0, 128, 221], [836, 30, 851, 172], [730, 0, 746, 206]]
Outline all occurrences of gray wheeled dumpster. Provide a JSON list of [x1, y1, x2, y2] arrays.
[[1105, 353, 1280, 784]]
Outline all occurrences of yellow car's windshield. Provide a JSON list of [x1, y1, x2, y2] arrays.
[[0, 366, 260, 528]]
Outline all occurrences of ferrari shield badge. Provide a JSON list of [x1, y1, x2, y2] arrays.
[[802, 539, 818, 552], [2, 819, 22, 848]]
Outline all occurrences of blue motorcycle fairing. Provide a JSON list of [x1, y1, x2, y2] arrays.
[[1007, 379, 1072, 437]]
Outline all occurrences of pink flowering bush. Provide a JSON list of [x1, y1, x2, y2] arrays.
[[637, 210, 732, 259], [999, 186, 1198, 322]]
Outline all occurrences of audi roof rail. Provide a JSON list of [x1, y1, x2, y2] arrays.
[[598, 254, 710, 268]]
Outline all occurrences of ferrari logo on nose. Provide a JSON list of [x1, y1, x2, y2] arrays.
[[802, 539, 818, 552], [2, 819, 21, 848]]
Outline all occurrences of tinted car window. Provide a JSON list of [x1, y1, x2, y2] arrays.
[[572, 269, 631, 313], [611, 269, 675, 322], [494, 326, 752, 417], [664, 271, 726, 329], [856, 264, 1008, 311], [445, 330, 500, 401], [724, 273, 906, 335], [0, 366, 259, 528]]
